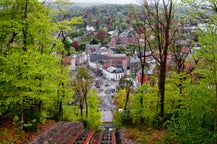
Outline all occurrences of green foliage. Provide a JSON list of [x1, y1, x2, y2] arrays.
[[77, 43, 86, 52], [131, 85, 159, 127], [114, 84, 159, 127], [0, 0, 74, 129], [163, 2, 217, 142], [76, 66, 90, 79], [63, 38, 71, 49], [166, 82, 215, 143], [90, 38, 99, 44], [113, 89, 127, 126], [164, 74, 185, 113], [23, 119, 38, 132], [62, 104, 79, 121], [85, 91, 102, 130]]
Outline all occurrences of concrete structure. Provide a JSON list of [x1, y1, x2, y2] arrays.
[[129, 56, 140, 75], [102, 66, 124, 81], [71, 55, 77, 71], [76, 52, 87, 65]]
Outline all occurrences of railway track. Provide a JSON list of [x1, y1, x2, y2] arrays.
[[71, 129, 116, 144], [96, 129, 116, 144], [30, 121, 118, 144]]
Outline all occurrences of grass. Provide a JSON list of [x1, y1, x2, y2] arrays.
[[0, 118, 26, 144], [0, 118, 56, 144], [123, 126, 178, 144]]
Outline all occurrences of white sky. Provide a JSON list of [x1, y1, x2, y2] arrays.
[[71, 0, 138, 4]]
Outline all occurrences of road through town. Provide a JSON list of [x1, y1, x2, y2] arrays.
[[89, 67, 118, 123]]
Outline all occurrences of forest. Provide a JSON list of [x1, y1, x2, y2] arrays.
[[0, 0, 217, 143]]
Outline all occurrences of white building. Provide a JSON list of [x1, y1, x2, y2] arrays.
[[102, 66, 124, 81], [86, 25, 95, 32]]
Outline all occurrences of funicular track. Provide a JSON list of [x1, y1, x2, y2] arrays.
[[30, 121, 117, 144], [70, 129, 116, 144], [71, 122, 116, 144], [96, 129, 116, 144], [69, 130, 95, 144]]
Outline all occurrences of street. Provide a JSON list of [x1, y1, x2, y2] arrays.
[[89, 67, 118, 123]]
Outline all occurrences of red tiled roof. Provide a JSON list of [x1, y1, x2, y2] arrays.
[[181, 47, 190, 53], [63, 56, 72, 65]]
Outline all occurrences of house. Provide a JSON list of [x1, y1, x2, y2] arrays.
[[76, 52, 87, 65], [108, 37, 117, 48], [137, 72, 148, 84], [86, 44, 100, 55], [86, 25, 95, 32], [86, 44, 101, 64], [127, 34, 137, 44], [108, 33, 136, 46], [108, 28, 119, 37], [129, 56, 140, 75], [102, 66, 124, 81], [89, 54, 105, 69], [88, 52, 129, 81], [99, 46, 113, 55], [63, 56, 72, 66], [63, 55, 76, 70], [103, 54, 129, 71]]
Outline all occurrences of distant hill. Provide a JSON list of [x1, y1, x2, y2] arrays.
[[72, 2, 110, 8]]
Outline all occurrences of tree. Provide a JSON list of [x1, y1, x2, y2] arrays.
[[0, 0, 83, 130], [0, 0, 71, 128], [72, 41, 79, 49], [166, 81, 215, 143], [49, 0, 82, 120], [113, 89, 127, 126], [196, 22, 217, 144], [119, 22, 128, 32], [163, 1, 217, 143], [86, 90, 102, 130], [169, 21, 199, 95], [131, 84, 159, 127], [117, 77, 134, 123], [129, 5, 149, 125], [72, 66, 92, 120], [78, 43, 86, 52], [181, 1, 217, 143], [51, 0, 82, 56], [90, 38, 99, 45], [138, 0, 177, 127], [96, 29, 107, 43]]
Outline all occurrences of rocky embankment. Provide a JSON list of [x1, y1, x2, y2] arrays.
[[30, 121, 137, 144], [117, 128, 138, 144], [30, 121, 83, 144]]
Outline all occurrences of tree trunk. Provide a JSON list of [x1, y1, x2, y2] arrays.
[[80, 104, 83, 120], [85, 97, 88, 119], [38, 100, 42, 112], [124, 90, 130, 111], [56, 50, 65, 120], [212, 37, 216, 144], [214, 82, 216, 144], [140, 64, 145, 124], [21, 100, 24, 129], [124, 89, 130, 120], [158, 62, 166, 128], [58, 101, 63, 120], [214, 56, 217, 144], [22, 0, 28, 52]]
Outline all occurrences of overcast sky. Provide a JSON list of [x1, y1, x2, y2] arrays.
[[71, 0, 139, 4]]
